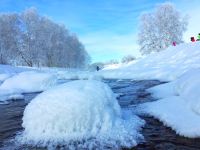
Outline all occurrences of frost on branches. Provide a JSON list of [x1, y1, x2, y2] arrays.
[[138, 3, 188, 55], [0, 8, 90, 68]]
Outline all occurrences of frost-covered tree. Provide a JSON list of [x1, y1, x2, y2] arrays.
[[18, 8, 42, 66], [138, 3, 188, 55], [106, 59, 119, 65], [121, 55, 136, 63], [0, 13, 19, 64], [0, 8, 90, 68]]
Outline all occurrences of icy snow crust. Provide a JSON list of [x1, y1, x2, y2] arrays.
[[19, 80, 144, 149], [139, 69, 200, 138]]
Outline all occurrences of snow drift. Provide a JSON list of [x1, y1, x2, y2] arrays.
[[0, 71, 57, 102], [19, 80, 144, 148], [101, 42, 200, 81], [0, 71, 57, 92], [139, 69, 200, 138], [0, 64, 35, 83], [0, 64, 34, 74]]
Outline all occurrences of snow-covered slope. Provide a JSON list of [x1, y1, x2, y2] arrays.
[[101, 42, 200, 81]]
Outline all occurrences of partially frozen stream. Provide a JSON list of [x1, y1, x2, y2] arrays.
[[0, 79, 200, 149], [106, 80, 200, 150]]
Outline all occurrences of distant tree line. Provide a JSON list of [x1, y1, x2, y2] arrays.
[[121, 55, 136, 63], [89, 55, 136, 70], [0, 8, 90, 68], [107, 55, 136, 64]]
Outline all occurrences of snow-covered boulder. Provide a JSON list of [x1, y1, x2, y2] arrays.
[[20, 80, 144, 148]]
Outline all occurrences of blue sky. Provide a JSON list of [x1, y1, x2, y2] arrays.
[[0, 0, 199, 62]]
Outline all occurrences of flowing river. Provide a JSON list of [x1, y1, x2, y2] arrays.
[[0, 79, 200, 149]]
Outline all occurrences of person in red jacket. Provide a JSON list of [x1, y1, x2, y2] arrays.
[[191, 37, 196, 42], [172, 41, 176, 46]]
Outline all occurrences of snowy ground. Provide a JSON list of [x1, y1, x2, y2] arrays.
[[0, 71, 57, 102], [101, 42, 200, 81]]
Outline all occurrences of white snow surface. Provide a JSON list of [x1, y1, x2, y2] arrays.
[[139, 96, 200, 138], [138, 69, 200, 138], [0, 71, 57, 102], [19, 80, 144, 149], [101, 42, 200, 81], [0, 74, 11, 82], [0, 64, 35, 83], [0, 64, 34, 74], [0, 71, 57, 92]]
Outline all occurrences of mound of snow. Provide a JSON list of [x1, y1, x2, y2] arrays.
[[19, 80, 144, 148], [175, 69, 200, 115], [139, 69, 200, 138], [0, 64, 33, 83], [101, 42, 200, 81], [0, 71, 57, 102], [0, 64, 34, 74], [140, 96, 200, 138], [0, 71, 57, 93]]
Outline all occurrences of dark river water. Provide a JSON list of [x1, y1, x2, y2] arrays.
[[1, 79, 200, 150]]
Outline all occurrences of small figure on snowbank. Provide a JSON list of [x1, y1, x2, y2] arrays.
[[191, 37, 196, 42], [197, 33, 200, 41], [96, 66, 100, 71], [172, 41, 176, 46]]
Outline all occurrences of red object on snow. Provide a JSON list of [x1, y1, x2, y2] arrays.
[[191, 37, 196, 42], [172, 42, 176, 46]]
